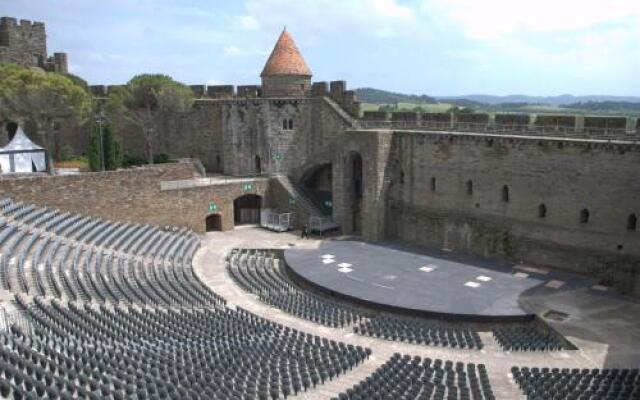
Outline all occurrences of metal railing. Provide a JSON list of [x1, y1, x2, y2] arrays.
[[357, 121, 640, 142], [160, 173, 271, 191]]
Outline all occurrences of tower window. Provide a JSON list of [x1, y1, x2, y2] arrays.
[[282, 119, 288, 130], [580, 209, 590, 224], [400, 170, 405, 185], [288, 118, 294, 130], [502, 185, 509, 202], [430, 177, 436, 192], [538, 204, 547, 218], [628, 214, 637, 231], [466, 180, 473, 196]]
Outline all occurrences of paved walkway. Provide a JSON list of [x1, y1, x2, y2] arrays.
[[192, 226, 640, 400]]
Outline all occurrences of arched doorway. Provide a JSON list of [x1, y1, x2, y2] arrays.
[[234, 194, 262, 225], [205, 213, 222, 231], [348, 152, 363, 234]]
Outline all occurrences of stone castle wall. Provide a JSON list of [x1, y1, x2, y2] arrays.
[[372, 131, 640, 295], [0, 16, 67, 73], [0, 162, 285, 234], [114, 96, 354, 177], [261, 75, 311, 97]]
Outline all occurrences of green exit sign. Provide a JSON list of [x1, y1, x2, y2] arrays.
[[288, 197, 296, 205], [242, 183, 255, 192], [208, 202, 218, 212]]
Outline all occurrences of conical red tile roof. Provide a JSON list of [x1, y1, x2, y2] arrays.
[[261, 29, 312, 77]]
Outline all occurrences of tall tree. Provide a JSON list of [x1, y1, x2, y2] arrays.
[[108, 74, 193, 164], [87, 121, 122, 171], [0, 63, 92, 159]]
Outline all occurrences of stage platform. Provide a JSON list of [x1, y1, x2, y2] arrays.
[[284, 241, 543, 322]]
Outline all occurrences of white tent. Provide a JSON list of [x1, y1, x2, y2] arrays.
[[0, 127, 48, 173]]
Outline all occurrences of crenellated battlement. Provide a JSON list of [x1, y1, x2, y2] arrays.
[[90, 79, 360, 115], [0, 15, 67, 73], [311, 80, 360, 118], [361, 110, 638, 139]]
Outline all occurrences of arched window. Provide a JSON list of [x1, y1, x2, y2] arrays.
[[288, 118, 294, 130], [580, 209, 590, 224], [399, 170, 405, 185], [502, 185, 509, 202], [282, 119, 288, 130], [430, 177, 436, 192], [538, 204, 547, 218], [628, 214, 637, 231], [466, 180, 473, 196]]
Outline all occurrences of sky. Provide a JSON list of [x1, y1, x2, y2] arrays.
[[1, 0, 639, 96]]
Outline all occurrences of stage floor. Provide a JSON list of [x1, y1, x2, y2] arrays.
[[284, 241, 543, 321]]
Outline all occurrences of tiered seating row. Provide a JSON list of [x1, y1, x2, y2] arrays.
[[0, 198, 224, 307], [0, 295, 370, 400], [354, 315, 484, 350], [333, 353, 495, 400], [493, 326, 569, 352], [512, 366, 639, 400], [227, 249, 365, 328]]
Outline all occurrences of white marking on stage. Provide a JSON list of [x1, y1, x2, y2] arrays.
[[477, 275, 492, 282], [371, 282, 394, 290], [322, 259, 335, 264], [321, 254, 335, 259], [337, 262, 352, 268], [338, 267, 353, 273], [465, 281, 481, 288]]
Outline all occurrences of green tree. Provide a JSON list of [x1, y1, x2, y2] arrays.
[[88, 122, 122, 171], [107, 74, 193, 164], [0, 63, 92, 159], [103, 123, 122, 170], [87, 126, 101, 171]]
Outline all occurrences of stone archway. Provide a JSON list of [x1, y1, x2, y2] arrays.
[[233, 194, 262, 225], [205, 213, 222, 232]]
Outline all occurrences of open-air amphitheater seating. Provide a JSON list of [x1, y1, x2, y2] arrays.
[[0, 197, 623, 400], [0, 198, 380, 399], [0, 198, 223, 307], [227, 248, 490, 350], [511, 366, 640, 400], [333, 353, 495, 400]]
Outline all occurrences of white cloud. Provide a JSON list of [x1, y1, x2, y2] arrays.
[[223, 45, 267, 57], [235, 15, 260, 30], [237, 0, 421, 39], [426, 0, 640, 40]]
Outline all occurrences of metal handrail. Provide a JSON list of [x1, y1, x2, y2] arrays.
[[160, 173, 271, 191]]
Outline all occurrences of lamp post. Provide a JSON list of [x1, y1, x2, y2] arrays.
[[94, 110, 109, 171]]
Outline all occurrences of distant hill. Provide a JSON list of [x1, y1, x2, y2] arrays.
[[560, 101, 640, 114], [355, 88, 436, 104], [436, 94, 640, 106]]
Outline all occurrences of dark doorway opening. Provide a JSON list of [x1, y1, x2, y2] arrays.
[[234, 194, 262, 225], [255, 155, 261, 174], [349, 152, 363, 234], [205, 214, 222, 231], [300, 163, 333, 216]]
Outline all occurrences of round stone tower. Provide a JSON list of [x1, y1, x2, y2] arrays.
[[260, 29, 312, 98]]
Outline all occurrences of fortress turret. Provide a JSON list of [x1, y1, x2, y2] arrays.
[[260, 29, 312, 97]]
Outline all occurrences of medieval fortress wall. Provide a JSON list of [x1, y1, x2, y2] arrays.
[[380, 131, 640, 294], [0, 17, 67, 73]]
